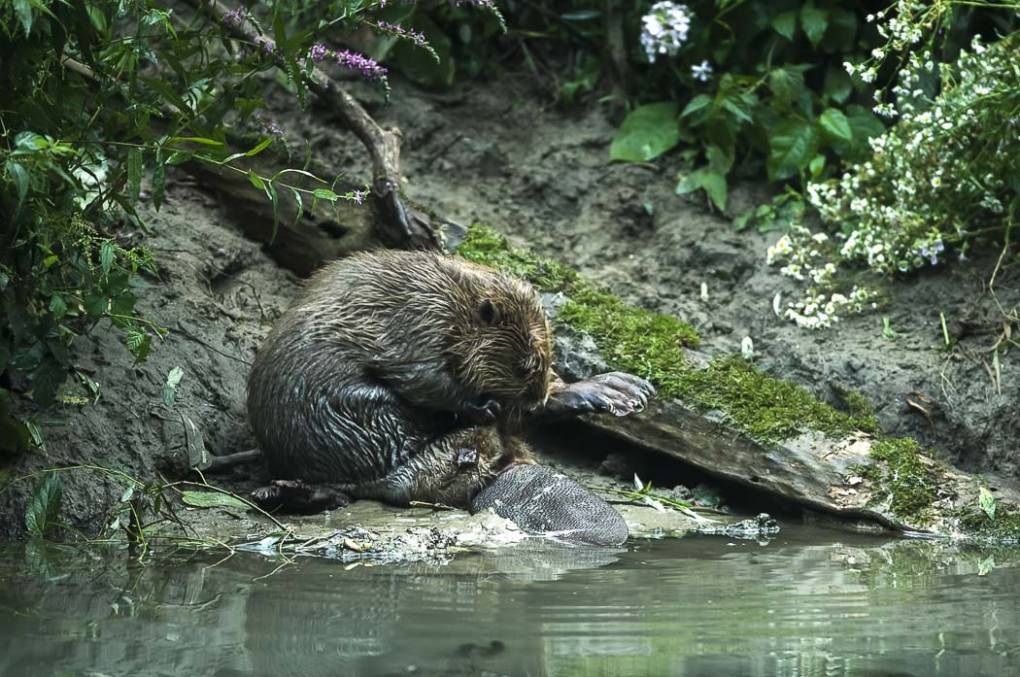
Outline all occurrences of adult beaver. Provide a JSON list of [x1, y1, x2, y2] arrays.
[[246, 250, 653, 542]]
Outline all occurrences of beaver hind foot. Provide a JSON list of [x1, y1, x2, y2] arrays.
[[251, 479, 351, 514], [471, 464, 629, 546]]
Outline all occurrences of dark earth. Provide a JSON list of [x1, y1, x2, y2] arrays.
[[2, 72, 1017, 536]]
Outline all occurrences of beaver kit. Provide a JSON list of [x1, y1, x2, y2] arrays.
[[246, 250, 654, 545]]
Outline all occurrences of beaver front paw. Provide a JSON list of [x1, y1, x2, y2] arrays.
[[250, 479, 351, 514], [548, 372, 656, 417]]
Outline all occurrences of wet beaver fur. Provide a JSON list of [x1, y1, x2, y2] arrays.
[[246, 250, 654, 516]]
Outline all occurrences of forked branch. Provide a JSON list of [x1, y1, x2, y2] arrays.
[[188, 0, 440, 250]]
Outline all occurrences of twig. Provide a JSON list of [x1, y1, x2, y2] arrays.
[[175, 321, 252, 366], [202, 448, 263, 472], [175, 473, 291, 533], [988, 217, 1014, 292], [409, 500, 458, 511], [186, 0, 439, 250]]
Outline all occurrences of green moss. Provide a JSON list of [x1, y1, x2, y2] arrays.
[[455, 225, 581, 293], [867, 438, 937, 522], [842, 390, 881, 434], [958, 503, 1020, 542], [675, 356, 874, 442], [456, 225, 877, 445]]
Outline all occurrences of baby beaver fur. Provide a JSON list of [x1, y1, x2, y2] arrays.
[[246, 250, 654, 513]]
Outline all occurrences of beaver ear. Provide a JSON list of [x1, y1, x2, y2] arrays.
[[478, 298, 501, 325]]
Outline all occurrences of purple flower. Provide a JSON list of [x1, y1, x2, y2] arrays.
[[335, 50, 388, 81], [350, 189, 368, 204], [253, 111, 285, 139], [254, 35, 275, 55], [375, 21, 426, 47], [309, 43, 330, 62], [224, 7, 246, 27]]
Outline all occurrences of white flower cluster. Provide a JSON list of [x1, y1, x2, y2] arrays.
[[782, 287, 878, 330], [770, 20, 1018, 329], [767, 228, 878, 329], [640, 2, 692, 63]]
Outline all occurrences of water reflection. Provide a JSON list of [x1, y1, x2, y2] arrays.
[[1, 528, 1019, 676]]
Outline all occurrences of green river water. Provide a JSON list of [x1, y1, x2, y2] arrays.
[[1, 526, 1018, 676]]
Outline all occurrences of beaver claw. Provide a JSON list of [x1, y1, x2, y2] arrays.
[[548, 372, 656, 417], [251, 479, 350, 513]]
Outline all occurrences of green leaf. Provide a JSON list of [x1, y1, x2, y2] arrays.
[[845, 105, 887, 160], [14, 131, 46, 151], [562, 10, 601, 20], [7, 161, 30, 218], [800, 4, 829, 47], [720, 95, 754, 125], [680, 94, 713, 120], [25, 420, 43, 449], [13, 0, 33, 36], [247, 169, 265, 191], [100, 241, 115, 275], [610, 102, 680, 163], [770, 11, 797, 41], [819, 108, 853, 143], [25, 473, 63, 538], [163, 366, 184, 408], [769, 68, 805, 107], [126, 328, 151, 362], [152, 159, 165, 210], [705, 145, 733, 175], [677, 169, 727, 212], [823, 65, 853, 104], [846, 105, 885, 140], [245, 137, 274, 157], [732, 210, 752, 232], [809, 154, 826, 177], [979, 487, 997, 521], [169, 136, 223, 146], [313, 188, 339, 202], [48, 294, 67, 319], [127, 148, 142, 202], [292, 187, 303, 224], [181, 490, 250, 511], [87, 4, 108, 33], [827, 9, 858, 51], [767, 118, 818, 181], [265, 180, 280, 241]]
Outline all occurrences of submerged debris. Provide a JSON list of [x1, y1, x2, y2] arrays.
[[697, 513, 780, 541]]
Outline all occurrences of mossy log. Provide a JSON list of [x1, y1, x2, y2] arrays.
[[457, 225, 1020, 542]]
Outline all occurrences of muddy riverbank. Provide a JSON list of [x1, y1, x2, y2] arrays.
[[1, 72, 1017, 543]]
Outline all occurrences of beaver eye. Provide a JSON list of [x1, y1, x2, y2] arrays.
[[479, 298, 501, 326]]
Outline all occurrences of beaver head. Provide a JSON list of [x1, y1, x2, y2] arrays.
[[448, 269, 553, 410]]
